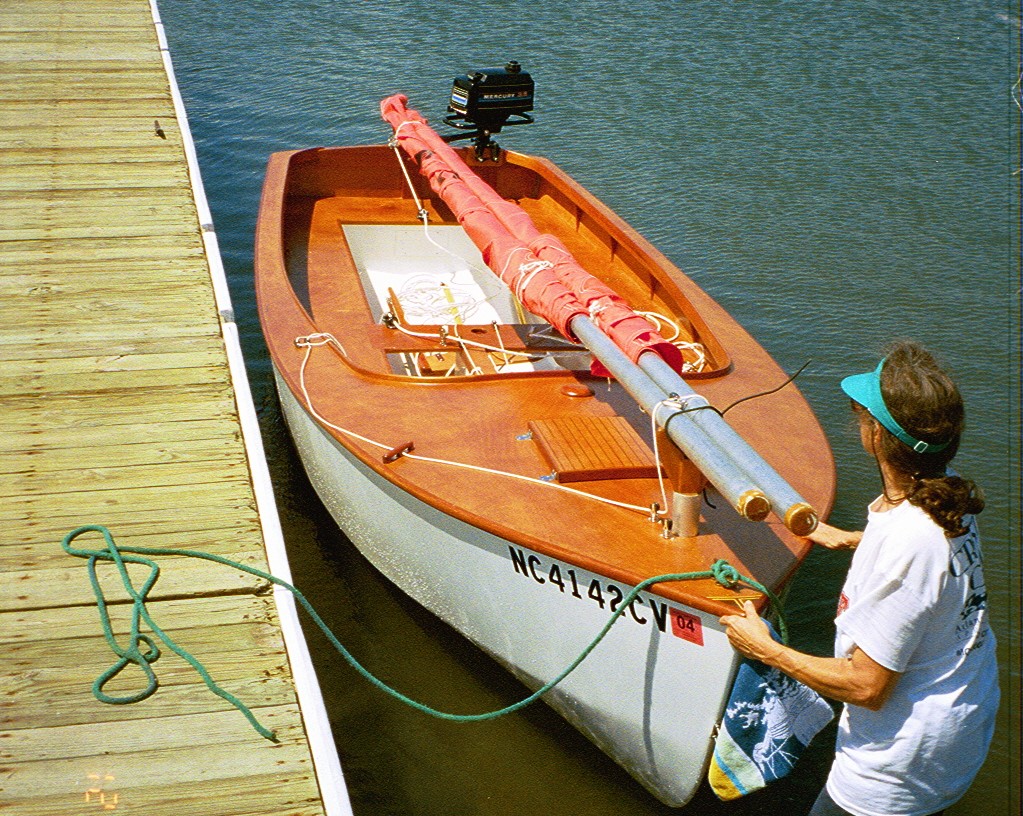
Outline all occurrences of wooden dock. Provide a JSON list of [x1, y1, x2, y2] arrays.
[[0, 2, 351, 813]]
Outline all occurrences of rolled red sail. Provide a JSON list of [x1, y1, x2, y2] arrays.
[[381, 95, 584, 339], [381, 94, 683, 374]]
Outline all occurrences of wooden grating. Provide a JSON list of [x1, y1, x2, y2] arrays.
[[528, 416, 660, 482]]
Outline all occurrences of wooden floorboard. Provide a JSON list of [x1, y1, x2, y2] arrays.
[[0, 2, 334, 813]]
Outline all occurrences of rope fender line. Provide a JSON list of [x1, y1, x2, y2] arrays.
[[62, 525, 787, 739]]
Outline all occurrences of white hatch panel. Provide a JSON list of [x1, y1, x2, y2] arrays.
[[344, 224, 536, 327]]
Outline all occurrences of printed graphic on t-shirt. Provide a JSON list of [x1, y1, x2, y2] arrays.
[[949, 527, 989, 657]]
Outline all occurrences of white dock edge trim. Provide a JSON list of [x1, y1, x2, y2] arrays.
[[148, 3, 353, 814]]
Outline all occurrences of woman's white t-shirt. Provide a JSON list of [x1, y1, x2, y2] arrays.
[[826, 500, 999, 816]]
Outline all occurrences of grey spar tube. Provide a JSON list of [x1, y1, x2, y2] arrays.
[[637, 352, 818, 535], [569, 317, 771, 523]]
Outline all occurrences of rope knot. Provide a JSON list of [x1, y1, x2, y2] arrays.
[[294, 333, 333, 348], [61, 525, 277, 742], [710, 559, 741, 588], [512, 258, 552, 301]]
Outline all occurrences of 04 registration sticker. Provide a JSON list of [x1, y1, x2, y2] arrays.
[[670, 609, 704, 645]]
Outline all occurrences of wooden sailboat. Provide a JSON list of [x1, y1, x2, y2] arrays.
[[254, 87, 835, 806]]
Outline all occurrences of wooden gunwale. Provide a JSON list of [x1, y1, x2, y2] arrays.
[[255, 145, 836, 617]]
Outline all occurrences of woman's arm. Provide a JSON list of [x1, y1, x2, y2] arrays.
[[807, 521, 863, 550], [720, 601, 900, 711]]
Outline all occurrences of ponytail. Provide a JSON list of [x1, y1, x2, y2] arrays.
[[905, 473, 985, 537]]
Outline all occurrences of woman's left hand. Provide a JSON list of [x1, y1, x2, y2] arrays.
[[720, 601, 780, 663]]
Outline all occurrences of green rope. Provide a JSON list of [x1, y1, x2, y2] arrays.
[[62, 524, 787, 739], [62, 525, 278, 741]]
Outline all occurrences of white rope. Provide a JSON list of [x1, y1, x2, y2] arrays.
[[501, 255, 552, 304], [637, 310, 681, 342], [448, 327, 484, 376], [385, 316, 543, 365], [295, 334, 388, 451], [678, 342, 707, 373], [490, 321, 513, 371], [292, 333, 651, 515], [648, 395, 705, 519], [394, 274, 490, 325], [650, 398, 678, 517], [389, 122, 427, 217], [637, 310, 707, 373], [389, 126, 499, 285], [588, 300, 608, 321]]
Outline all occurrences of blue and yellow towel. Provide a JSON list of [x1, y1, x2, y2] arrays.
[[709, 630, 834, 800]]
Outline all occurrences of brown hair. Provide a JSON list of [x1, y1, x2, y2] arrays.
[[875, 341, 984, 535]]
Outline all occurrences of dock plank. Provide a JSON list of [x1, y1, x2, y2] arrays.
[[0, 123, 181, 151], [0, 256, 210, 285], [0, 382, 240, 427], [1, 704, 306, 763], [0, 592, 281, 645], [0, 524, 265, 571], [0, 415, 239, 454], [1, 718, 315, 807], [1, 456, 252, 494], [0, 361, 230, 398], [0, 160, 188, 192], [2, 773, 324, 816], [0, 479, 259, 523], [0, 235, 208, 265], [0, 552, 271, 612], [0, 191, 198, 242], [0, 347, 226, 379], [0, 438, 246, 477]]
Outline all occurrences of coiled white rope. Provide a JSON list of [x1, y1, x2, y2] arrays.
[[636, 311, 707, 373], [394, 274, 488, 325]]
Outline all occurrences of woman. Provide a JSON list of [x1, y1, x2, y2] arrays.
[[721, 341, 999, 816]]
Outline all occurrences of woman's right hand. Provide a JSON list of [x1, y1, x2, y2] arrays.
[[807, 522, 862, 550]]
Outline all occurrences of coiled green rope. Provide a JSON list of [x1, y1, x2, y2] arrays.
[[62, 524, 786, 740]]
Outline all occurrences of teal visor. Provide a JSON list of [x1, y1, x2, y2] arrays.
[[841, 360, 950, 454]]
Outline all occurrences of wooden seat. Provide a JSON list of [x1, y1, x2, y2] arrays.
[[528, 416, 659, 482]]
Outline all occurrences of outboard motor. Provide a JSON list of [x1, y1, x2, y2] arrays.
[[443, 61, 534, 160]]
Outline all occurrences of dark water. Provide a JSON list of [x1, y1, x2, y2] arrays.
[[157, 2, 1020, 813]]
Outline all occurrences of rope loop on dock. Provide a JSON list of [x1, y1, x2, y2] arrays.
[[61, 525, 278, 742], [62, 525, 788, 738]]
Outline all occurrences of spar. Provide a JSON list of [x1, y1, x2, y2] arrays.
[[381, 94, 817, 535]]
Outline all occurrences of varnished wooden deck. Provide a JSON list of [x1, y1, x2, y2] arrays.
[[0, 2, 350, 814]]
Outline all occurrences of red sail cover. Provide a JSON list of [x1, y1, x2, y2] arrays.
[[380, 94, 683, 375]]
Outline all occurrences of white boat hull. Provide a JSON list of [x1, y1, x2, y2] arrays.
[[274, 368, 741, 807]]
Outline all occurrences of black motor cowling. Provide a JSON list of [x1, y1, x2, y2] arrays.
[[447, 61, 534, 133], [443, 61, 534, 159]]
